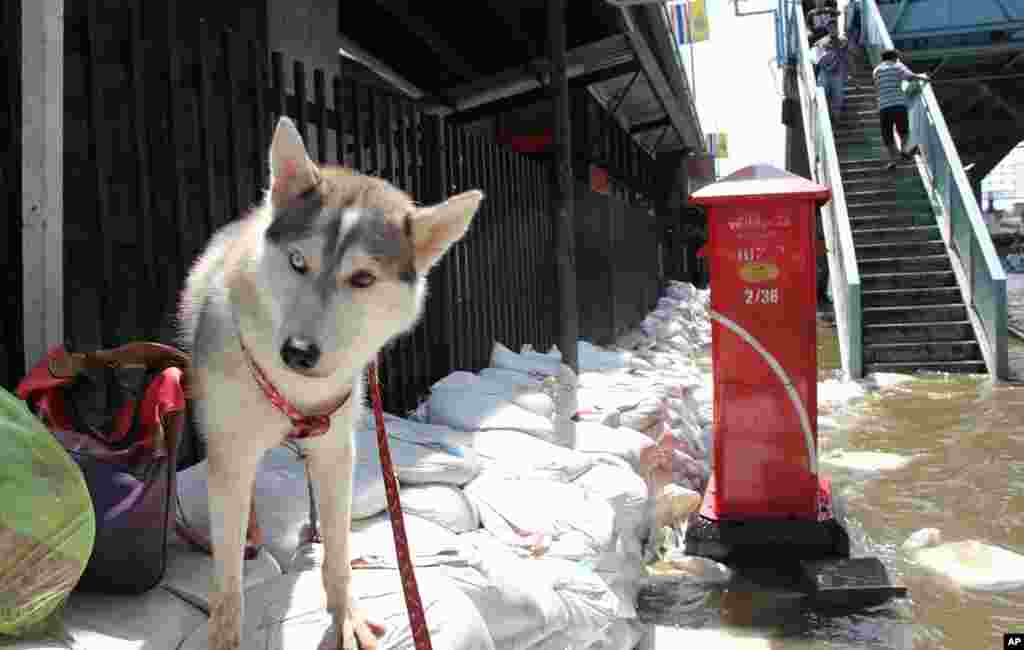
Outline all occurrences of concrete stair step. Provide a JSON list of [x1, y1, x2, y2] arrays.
[[859, 270, 957, 291], [863, 303, 967, 325], [861, 286, 961, 308], [845, 188, 930, 205], [847, 200, 933, 217], [839, 158, 916, 174], [864, 360, 987, 375], [840, 163, 920, 181], [855, 240, 945, 259], [850, 214, 937, 230], [863, 321, 974, 345], [864, 341, 982, 364], [853, 225, 941, 245], [858, 255, 953, 274], [843, 175, 923, 192]]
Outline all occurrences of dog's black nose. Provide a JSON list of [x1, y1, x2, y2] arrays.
[[281, 337, 321, 371]]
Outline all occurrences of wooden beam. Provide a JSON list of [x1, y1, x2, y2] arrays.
[[630, 116, 671, 134], [446, 34, 634, 109], [549, 0, 579, 376], [22, 0, 64, 370], [1001, 51, 1024, 73], [979, 83, 1024, 126], [446, 60, 642, 125], [617, 8, 693, 150], [367, 0, 480, 82], [609, 71, 641, 116], [480, 0, 544, 69], [946, 84, 990, 122]]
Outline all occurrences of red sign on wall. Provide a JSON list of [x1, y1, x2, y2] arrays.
[[590, 165, 610, 195]]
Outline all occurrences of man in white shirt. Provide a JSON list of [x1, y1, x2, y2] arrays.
[[873, 48, 931, 170]]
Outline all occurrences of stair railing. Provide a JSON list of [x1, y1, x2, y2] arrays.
[[787, 0, 863, 378], [861, 0, 1009, 379]]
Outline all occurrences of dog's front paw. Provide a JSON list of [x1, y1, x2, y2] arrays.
[[317, 601, 386, 650], [209, 592, 243, 650]]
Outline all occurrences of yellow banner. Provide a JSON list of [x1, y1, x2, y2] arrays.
[[688, 0, 709, 43], [706, 132, 729, 159]]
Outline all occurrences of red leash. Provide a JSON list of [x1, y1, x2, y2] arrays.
[[367, 360, 433, 650]]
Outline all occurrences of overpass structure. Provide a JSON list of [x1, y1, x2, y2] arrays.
[[776, 0, 1012, 379]]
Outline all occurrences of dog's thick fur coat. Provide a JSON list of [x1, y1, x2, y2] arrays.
[[179, 116, 482, 650]]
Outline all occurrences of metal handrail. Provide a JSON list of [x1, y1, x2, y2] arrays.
[[785, 0, 863, 378], [861, 0, 1008, 379]]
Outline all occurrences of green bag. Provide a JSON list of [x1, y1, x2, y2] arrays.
[[0, 386, 96, 638]]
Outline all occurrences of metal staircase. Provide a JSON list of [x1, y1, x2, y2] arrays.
[[833, 64, 986, 374], [780, 0, 1008, 379]]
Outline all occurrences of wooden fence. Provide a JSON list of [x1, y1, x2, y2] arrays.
[[7, 2, 671, 465], [60, 1, 558, 427], [575, 187, 661, 345], [1, 0, 22, 391]]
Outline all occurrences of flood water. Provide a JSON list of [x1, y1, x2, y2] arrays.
[[649, 274, 1024, 649]]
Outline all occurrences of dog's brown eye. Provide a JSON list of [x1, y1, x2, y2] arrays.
[[350, 271, 376, 288], [288, 250, 308, 274]]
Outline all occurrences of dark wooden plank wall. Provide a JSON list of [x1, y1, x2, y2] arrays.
[[1, 0, 23, 391], [59, 0, 557, 418], [575, 186, 662, 346]]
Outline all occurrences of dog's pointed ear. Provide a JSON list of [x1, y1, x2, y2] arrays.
[[410, 190, 484, 272], [269, 117, 320, 205]]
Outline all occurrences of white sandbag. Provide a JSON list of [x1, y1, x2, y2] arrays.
[[818, 378, 867, 405], [639, 318, 658, 339], [463, 475, 616, 561], [902, 527, 943, 553], [491, 341, 562, 378], [650, 307, 675, 323], [910, 540, 1024, 592], [162, 536, 282, 612], [630, 356, 656, 371], [577, 340, 631, 372], [61, 587, 206, 650], [616, 330, 648, 350], [179, 567, 495, 650], [432, 371, 555, 418], [574, 422, 656, 474], [472, 429, 594, 482], [534, 556, 634, 646], [666, 282, 698, 303], [819, 450, 913, 473], [572, 461, 649, 543], [479, 366, 545, 390], [348, 513, 473, 569], [651, 625, 773, 649], [654, 319, 684, 341], [176, 445, 387, 568], [443, 542, 572, 650], [368, 414, 481, 487], [426, 384, 557, 442], [618, 397, 666, 433], [398, 484, 480, 534]]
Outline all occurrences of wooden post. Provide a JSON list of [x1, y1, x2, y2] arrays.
[[548, 0, 578, 373], [22, 0, 63, 369]]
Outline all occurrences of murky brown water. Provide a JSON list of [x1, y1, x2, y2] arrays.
[[653, 275, 1024, 649]]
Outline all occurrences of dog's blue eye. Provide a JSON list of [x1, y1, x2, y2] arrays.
[[350, 271, 376, 288], [288, 250, 308, 274]]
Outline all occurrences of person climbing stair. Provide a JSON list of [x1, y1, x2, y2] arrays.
[[872, 49, 930, 171]]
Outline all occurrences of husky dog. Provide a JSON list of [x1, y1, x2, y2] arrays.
[[179, 116, 482, 650]]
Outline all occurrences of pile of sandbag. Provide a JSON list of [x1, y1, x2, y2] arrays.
[[18, 281, 714, 650], [400, 281, 716, 649]]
